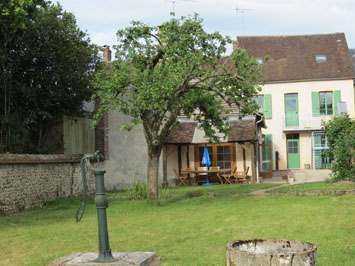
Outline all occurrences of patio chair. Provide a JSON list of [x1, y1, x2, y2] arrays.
[[173, 168, 190, 186], [221, 167, 237, 184], [209, 166, 222, 184], [234, 167, 249, 184], [196, 166, 208, 185]]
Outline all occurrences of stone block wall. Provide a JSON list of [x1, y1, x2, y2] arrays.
[[0, 154, 96, 214]]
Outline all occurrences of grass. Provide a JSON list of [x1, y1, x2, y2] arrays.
[[268, 181, 355, 193], [0, 183, 354, 266]]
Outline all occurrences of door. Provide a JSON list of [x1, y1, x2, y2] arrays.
[[194, 143, 235, 176], [260, 143, 272, 178], [287, 134, 300, 169], [313, 132, 332, 169], [285, 94, 299, 127]]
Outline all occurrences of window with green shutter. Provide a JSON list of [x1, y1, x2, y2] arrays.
[[252, 94, 272, 119], [312, 91, 341, 116]]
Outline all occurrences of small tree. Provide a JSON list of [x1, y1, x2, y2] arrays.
[[323, 115, 355, 181], [94, 15, 265, 199]]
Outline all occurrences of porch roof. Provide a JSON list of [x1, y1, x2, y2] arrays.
[[165, 119, 256, 144]]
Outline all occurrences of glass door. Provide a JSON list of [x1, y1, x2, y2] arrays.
[[285, 94, 299, 127]]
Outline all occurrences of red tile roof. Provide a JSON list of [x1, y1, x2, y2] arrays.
[[165, 122, 196, 144], [228, 120, 255, 142], [165, 119, 256, 144], [237, 33, 354, 82]]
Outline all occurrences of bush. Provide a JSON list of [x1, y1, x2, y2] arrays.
[[128, 180, 148, 200], [323, 115, 355, 181]]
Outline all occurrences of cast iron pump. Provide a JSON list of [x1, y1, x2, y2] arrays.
[[76, 151, 116, 263]]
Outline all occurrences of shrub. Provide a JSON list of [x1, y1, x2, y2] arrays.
[[323, 115, 355, 181]]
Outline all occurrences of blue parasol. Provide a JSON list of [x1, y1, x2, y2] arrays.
[[201, 144, 212, 186]]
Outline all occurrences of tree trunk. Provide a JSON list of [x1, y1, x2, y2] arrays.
[[147, 150, 161, 200]]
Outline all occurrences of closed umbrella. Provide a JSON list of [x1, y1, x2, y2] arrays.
[[201, 144, 212, 186]]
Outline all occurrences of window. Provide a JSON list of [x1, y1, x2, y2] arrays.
[[195, 143, 235, 175], [252, 94, 272, 119], [319, 91, 333, 115], [252, 95, 264, 113], [256, 58, 263, 65], [312, 91, 341, 116], [315, 55, 327, 62]]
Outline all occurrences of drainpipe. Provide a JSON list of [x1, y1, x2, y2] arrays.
[[255, 115, 264, 183]]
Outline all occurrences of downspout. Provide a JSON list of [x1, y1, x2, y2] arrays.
[[255, 114, 264, 183]]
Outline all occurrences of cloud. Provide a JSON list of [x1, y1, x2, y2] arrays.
[[56, 0, 355, 48]]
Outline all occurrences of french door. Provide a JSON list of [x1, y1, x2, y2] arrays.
[[194, 143, 235, 176]]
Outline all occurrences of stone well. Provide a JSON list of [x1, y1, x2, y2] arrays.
[[226, 239, 317, 266]]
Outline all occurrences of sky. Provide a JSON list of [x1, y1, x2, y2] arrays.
[[56, 0, 355, 54]]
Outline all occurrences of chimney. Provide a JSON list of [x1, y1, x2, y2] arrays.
[[233, 40, 238, 51], [103, 45, 112, 62]]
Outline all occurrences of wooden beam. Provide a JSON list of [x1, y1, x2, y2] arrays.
[[186, 145, 190, 168], [250, 143, 256, 182], [243, 148, 246, 172], [163, 145, 168, 184], [241, 143, 251, 153], [178, 144, 182, 175]]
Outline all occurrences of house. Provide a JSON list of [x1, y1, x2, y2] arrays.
[[95, 48, 267, 189], [236, 33, 355, 172]]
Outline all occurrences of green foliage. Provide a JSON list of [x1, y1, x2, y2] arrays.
[[95, 15, 264, 145], [0, 0, 100, 153], [128, 180, 148, 200], [323, 115, 355, 181], [94, 14, 265, 199]]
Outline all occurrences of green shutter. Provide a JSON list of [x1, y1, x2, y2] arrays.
[[265, 134, 273, 170], [312, 92, 320, 116], [263, 94, 272, 119], [333, 90, 341, 115]]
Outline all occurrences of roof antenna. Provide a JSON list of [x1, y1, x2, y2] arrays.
[[166, 0, 196, 16], [235, 6, 252, 35]]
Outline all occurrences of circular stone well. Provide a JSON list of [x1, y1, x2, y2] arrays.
[[226, 239, 317, 266]]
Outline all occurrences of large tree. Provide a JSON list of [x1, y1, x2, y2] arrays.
[[94, 15, 264, 199], [0, 0, 100, 153]]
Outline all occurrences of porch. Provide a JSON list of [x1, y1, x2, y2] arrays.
[[162, 117, 267, 186]]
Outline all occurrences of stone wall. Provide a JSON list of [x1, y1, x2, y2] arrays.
[[0, 154, 96, 214]]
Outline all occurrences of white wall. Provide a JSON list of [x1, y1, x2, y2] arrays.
[[260, 79, 354, 170]]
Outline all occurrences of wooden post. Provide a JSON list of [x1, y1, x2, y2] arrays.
[[186, 145, 190, 168], [163, 145, 168, 185], [178, 144, 182, 175], [243, 148, 246, 172], [250, 143, 256, 182]]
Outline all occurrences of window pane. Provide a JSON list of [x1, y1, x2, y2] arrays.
[[224, 146, 230, 153], [217, 146, 223, 153], [217, 153, 224, 161], [258, 95, 264, 113], [225, 162, 231, 169], [319, 92, 326, 115], [286, 99, 297, 111], [224, 153, 231, 161], [326, 92, 333, 115], [217, 162, 224, 168]]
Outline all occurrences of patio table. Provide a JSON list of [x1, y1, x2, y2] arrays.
[[181, 169, 224, 184]]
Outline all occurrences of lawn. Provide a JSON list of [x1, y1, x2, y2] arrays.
[[0, 183, 354, 266]]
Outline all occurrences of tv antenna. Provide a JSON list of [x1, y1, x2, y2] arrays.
[[166, 0, 196, 15], [235, 6, 252, 35]]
